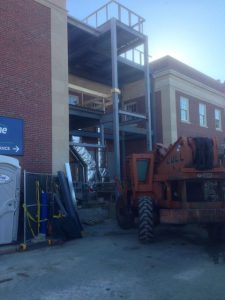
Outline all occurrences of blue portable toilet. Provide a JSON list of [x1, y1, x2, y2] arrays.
[[0, 155, 21, 244]]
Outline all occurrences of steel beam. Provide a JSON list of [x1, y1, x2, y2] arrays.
[[119, 109, 146, 119], [119, 125, 146, 135], [69, 129, 113, 140], [69, 108, 103, 119], [144, 37, 152, 151], [111, 18, 121, 180], [120, 118, 144, 126], [68, 83, 110, 99], [68, 17, 100, 36], [117, 56, 144, 71]]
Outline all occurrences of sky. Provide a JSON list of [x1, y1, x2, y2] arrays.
[[67, 0, 225, 82]]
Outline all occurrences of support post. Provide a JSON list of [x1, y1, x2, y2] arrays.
[[100, 123, 105, 146], [144, 37, 152, 151], [121, 131, 126, 179], [111, 18, 121, 180]]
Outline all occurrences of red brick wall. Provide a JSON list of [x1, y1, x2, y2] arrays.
[[176, 92, 225, 144], [0, 0, 52, 172], [125, 138, 146, 156]]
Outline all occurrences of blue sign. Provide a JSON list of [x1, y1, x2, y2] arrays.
[[0, 116, 24, 156]]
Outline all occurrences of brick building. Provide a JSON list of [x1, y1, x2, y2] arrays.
[[122, 56, 225, 152], [0, 0, 68, 173]]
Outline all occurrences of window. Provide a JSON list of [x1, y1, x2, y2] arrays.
[[215, 109, 222, 130], [199, 103, 207, 127], [180, 97, 189, 122], [124, 102, 137, 121]]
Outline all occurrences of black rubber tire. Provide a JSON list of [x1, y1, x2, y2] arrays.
[[138, 196, 154, 242], [116, 197, 134, 230]]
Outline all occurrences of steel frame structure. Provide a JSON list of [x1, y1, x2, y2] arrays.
[[68, 1, 152, 181]]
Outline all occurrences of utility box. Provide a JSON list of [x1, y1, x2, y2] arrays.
[[0, 155, 21, 244]]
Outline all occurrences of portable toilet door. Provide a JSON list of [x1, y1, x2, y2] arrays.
[[0, 155, 21, 244]]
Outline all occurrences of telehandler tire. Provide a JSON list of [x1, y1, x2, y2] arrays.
[[138, 196, 154, 242]]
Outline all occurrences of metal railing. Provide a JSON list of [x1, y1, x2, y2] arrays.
[[120, 47, 145, 66], [82, 0, 145, 33]]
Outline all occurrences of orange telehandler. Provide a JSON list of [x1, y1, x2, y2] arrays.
[[116, 137, 225, 242]]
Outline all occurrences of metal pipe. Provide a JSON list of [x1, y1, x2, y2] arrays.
[[111, 18, 121, 180], [71, 136, 97, 182], [144, 37, 152, 151]]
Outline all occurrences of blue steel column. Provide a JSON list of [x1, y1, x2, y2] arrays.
[[111, 18, 121, 180], [100, 123, 105, 146], [144, 37, 152, 151]]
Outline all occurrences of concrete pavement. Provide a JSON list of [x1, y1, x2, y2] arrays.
[[1, 220, 225, 300]]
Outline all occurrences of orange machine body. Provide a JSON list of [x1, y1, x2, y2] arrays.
[[122, 137, 225, 224]]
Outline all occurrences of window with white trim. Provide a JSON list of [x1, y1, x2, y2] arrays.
[[180, 96, 189, 122], [215, 109, 222, 130], [199, 103, 207, 127]]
